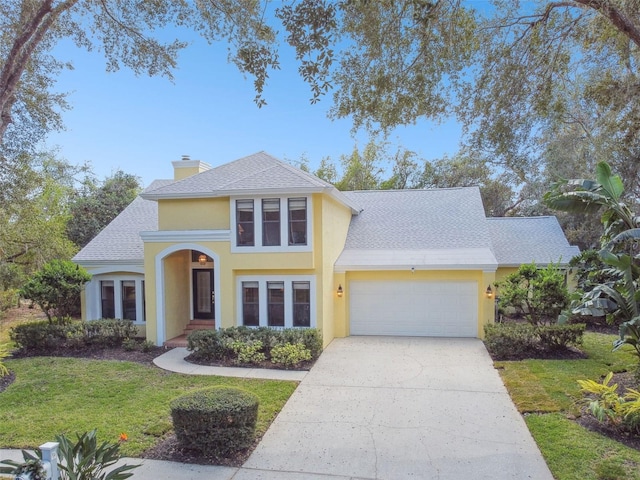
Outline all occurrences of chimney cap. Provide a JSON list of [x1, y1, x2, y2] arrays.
[[181, 155, 190, 161]]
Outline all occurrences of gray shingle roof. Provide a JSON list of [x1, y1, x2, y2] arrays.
[[487, 216, 580, 266], [143, 151, 336, 198], [334, 187, 499, 270], [72, 180, 170, 264], [340, 187, 492, 250]]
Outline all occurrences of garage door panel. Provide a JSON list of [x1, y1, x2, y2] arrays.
[[349, 281, 478, 337]]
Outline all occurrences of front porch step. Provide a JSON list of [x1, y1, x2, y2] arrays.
[[163, 320, 215, 348], [182, 319, 215, 336]]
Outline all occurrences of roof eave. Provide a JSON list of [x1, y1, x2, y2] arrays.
[[141, 186, 328, 201]]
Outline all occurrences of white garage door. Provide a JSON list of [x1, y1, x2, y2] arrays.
[[349, 280, 478, 337]]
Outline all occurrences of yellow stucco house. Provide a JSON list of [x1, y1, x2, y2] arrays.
[[73, 152, 580, 347]]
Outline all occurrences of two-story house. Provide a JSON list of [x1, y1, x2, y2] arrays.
[[73, 152, 580, 347]]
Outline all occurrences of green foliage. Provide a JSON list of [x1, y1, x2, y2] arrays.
[[496, 263, 569, 325], [20, 260, 91, 321], [68, 171, 142, 248], [0, 451, 47, 480], [578, 372, 640, 435], [0, 154, 79, 287], [229, 340, 266, 365], [170, 387, 259, 457], [270, 342, 312, 368], [569, 249, 612, 294], [56, 429, 139, 480], [187, 327, 322, 367], [0, 343, 9, 377], [0, 430, 138, 480], [121, 338, 138, 352], [10, 319, 138, 352], [484, 323, 585, 360]]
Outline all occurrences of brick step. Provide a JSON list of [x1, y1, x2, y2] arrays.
[[164, 335, 188, 348]]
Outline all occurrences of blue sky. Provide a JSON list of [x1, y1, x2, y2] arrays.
[[45, 31, 464, 187]]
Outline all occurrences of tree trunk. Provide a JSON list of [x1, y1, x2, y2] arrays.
[[0, 0, 78, 144]]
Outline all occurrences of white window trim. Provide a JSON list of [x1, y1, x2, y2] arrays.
[[236, 275, 316, 328], [230, 195, 313, 253], [86, 274, 145, 324]]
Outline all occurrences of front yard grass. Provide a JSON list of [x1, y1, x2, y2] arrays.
[[497, 332, 640, 480], [0, 356, 297, 457]]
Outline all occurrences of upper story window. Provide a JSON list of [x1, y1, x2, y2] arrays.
[[262, 199, 281, 246], [232, 196, 311, 252], [288, 198, 307, 245], [236, 200, 255, 246]]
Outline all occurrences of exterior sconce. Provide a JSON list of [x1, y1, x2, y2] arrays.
[[198, 254, 207, 266], [337, 284, 344, 297], [485, 285, 493, 299]]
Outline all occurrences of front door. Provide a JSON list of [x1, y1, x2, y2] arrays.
[[193, 269, 214, 319]]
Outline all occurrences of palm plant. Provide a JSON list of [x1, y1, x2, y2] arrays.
[[545, 161, 640, 358]]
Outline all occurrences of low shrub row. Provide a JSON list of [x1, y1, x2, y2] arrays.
[[483, 322, 585, 360], [187, 326, 322, 369], [10, 318, 138, 352]]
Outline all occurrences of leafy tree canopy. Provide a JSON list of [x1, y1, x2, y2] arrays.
[[67, 169, 141, 248]]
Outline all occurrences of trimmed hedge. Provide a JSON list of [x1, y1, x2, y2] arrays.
[[170, 387, 259, 457], [10, 318, 138, 352], [187, 326, 322, 367], [484, 322, 585, 360]]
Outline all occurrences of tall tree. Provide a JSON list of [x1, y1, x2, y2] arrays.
[[67, 170, 141, 247], [330, 1, 640, 198], [0, 152, 77, 282]]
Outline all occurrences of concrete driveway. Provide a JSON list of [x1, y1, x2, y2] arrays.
[[242, 336, 553, 480]]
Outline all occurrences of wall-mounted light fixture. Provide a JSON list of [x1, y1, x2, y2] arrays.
[[485, 285, 493, 299], [337, 284, 344, 297], [198, 254, 208, 266]]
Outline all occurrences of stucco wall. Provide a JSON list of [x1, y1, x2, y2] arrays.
[[158, 198, 230, 231]]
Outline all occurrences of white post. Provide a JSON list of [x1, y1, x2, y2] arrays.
[[39, 442, 59, 480]]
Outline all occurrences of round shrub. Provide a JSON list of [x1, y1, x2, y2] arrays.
[[170, 387, 259, 457]]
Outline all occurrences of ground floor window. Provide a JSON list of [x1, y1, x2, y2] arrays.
[[121, 280, 137, 321], [91, 275, 145, 323], [237, 275, 316, 328], [101, 281, 115, 318], [267, 281, 285, 327], [242, 282, 260, 326]]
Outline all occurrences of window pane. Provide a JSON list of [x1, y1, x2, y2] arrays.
[[288, 198, 307, 245], [267, 281, 285, 327], [101, 281, 115, 319], [242, 281, 259, 327], [292, 281, 311, 327], [122, 281, 136, 321], [236, 200, 254, 246], [262, 198, 281, 246]]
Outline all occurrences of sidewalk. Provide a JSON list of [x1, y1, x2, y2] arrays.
[[0, 449, 355, 479]]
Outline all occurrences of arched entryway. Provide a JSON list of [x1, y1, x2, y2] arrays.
[[153, 243, 220, 345]]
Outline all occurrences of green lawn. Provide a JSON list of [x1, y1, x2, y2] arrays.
[[497, 332, 640, 480], [0, 356, 297, 457]]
